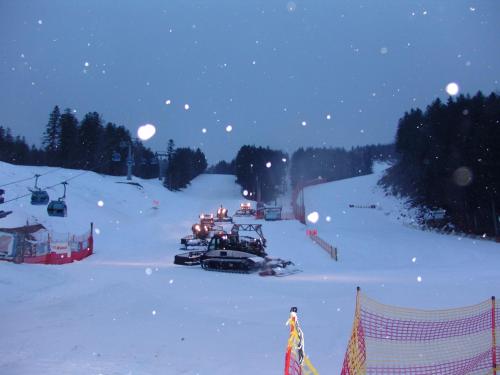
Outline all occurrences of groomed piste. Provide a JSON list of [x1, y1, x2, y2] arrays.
[[1, 161, 499, 374]]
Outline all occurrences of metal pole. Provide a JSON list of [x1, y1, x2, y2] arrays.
[[127, 142, 133, 181], [492, 198, 499, 237]]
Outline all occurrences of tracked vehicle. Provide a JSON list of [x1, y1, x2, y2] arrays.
[[174, 224, 297, 276]]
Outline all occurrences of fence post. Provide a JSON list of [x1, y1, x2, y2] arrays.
[[493, 296, 497, 375]]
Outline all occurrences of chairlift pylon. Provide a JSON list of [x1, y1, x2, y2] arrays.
[[47, 181, 68, 217]]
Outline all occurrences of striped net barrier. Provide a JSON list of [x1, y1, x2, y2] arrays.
[[342, 287, 498, 375]]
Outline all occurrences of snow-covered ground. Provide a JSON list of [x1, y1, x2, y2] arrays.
[[1, 161, 499, 374]]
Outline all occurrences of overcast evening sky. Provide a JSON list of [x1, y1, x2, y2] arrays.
[[1, 0, 499, 164]]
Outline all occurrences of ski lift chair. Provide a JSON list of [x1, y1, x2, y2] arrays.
[[47, 182, 68, 217], [112, 152, 121, 162], [31, 190, 50, 205], [47, 199, 67, 217], [30, 175, 49, 205]]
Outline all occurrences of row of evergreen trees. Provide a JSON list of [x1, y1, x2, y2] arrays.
[[42, 106, 159, 178], [0, 106, 208, 185], [164, 139, 207, 190], [382, 92, 500, 236], [290, 144, 394, 188], [233, 146, 288, 202], [206, 144, 394, 201]]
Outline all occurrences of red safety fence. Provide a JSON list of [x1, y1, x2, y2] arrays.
[[342, 288, 498, 375], [292, 178, 332, 224], [0, 223, 93, 265]]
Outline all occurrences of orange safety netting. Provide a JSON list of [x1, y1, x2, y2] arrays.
[[341, 288, 498, 375]]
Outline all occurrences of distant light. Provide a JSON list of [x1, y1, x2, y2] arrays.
[[266, 161, 272, 168], [301, 121, 307, 126], [165, 99, 171, 105], [307, 211, 319, 224], [225, 125, 233, 132], [137, 124, 156, 141], [202, 128, 207, 133], [282, 158, 287, 162], [243, 190, 248, 196], [326, 114, 332, 120], [446, 82, 459, 96], [380, 47, 388, 55], [184, 104, 190, 110], [97, 200, 104, 207]]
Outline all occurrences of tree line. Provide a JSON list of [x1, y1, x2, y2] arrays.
[[205, 143, 394, 202], [0, 106, 207, 185], [164, 139, 207, 190], [381, 92, 500, 236], [290, 144, 394, 188]]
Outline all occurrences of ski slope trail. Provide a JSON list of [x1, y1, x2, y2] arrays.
[[1, 161, 499, 374]]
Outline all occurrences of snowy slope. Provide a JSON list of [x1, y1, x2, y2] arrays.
[[1, 161, 499, 375]]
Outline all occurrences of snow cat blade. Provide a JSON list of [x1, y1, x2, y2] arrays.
[[174, 251, 206, 266]]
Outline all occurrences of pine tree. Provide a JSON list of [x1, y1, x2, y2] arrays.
[[58, 109, 79, 168], [78, 112, 103, 169], [42, 105, 61, 165]]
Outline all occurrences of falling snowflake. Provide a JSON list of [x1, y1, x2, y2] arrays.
[[202, 128, 207, 133], [137, 124, 156, 141], [184, 104, 190, 110], [152, 310, 157, 315], [307, 211, 319, 223], [145, 268, 153, 276], [225, 125, 233, 132], [286, 1, 297, 12], [412, 257, 417, 263], [84, 61, 89, 67], [243, 190, 249, 196], [326, 216, 331, 222], [417, 276, 422, 282], [94, 228, 101, 235], [326, 114, 332, 120], [301, 121, 307, 126], [165, 99, 171, 105], [445, 82, 459, 96], [169, 279, 174, 284], [266, 161, 272, 168], [97, 200, 104, 207], [380, 47, 388, 55], [37, 20, 43, 25], [282, 158, 287, 162]]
